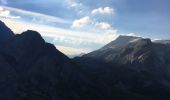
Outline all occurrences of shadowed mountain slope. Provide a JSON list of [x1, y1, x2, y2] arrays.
[[0, 21, 149, 100], [0, 21, 14, 47]]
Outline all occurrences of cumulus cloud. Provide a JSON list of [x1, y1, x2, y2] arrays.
[[95, 22, 112, 30], [91, 7, 114, 14], [72, 16, 90, 28], [72, 17, 113, 30]]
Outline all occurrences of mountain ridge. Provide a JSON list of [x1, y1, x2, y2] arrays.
[[0, 21, 14, 47], [0, 20, 149, 100], [1, 20, 170, 100]]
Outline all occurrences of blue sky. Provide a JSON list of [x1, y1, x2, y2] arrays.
[[0, 0, 170, 55]]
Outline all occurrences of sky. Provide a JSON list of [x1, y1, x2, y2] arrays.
[[0, 0, 170, 56]]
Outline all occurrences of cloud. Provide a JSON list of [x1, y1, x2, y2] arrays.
[[91, 7, 114, 14], [72, 16, 90, 28], [1, 6, 71, 24], [127, 33, 138, 36], [0, 6, 119, 55], [1, 18, 118, 46], [0, 6, 20, 19], [95, 22, 112, 30], [65, 0, 82, 8], [55, 45, 91, 56], [0, 6, 9, 16], [72, 17, 113, 31]]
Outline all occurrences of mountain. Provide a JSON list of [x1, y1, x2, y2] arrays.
[[74, 35, 170, 100], [154, 40, 170, 44], [1, 20, 170, 100], [0, 21, 14, 47], [82, 35, 142, 61], [0, 21, 148, 100], [0, 22, 100, 100]]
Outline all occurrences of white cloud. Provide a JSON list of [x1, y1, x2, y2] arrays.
[[127, 33, 138, 36], [55, 45, 91, 56], [71, 2, 82, 8], [95, 22, 112, 30], [72, 17, 113, 31], [0, 6, 10, 16], [1, 18, 118, 46], [72, 16, 90, 28], [68, 1, 82, 8], [0, 6, 20, 19], [0, 6, 119, 55], [65, 0, 82, 9], [91, 7, 114, 14], [1, 6, 71, 24]]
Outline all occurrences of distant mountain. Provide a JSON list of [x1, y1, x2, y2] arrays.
[[0, 21, 14, 47], [74, 35, 170, 100], [153, 40, 170, 44], [102, 35, 142, 50], [82, 35, 142, 61]]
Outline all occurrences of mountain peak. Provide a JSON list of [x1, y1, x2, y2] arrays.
[[20, 30, 45, 42], [101, 35, 142, 50], [3, 30, 46, 63], [0, 20, 14, 46]]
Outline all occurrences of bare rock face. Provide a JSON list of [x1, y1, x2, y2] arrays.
[[74, 35, 170, 100]]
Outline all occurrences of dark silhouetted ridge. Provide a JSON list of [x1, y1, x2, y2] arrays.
[[0, 24, 118, 100], [0, 20, 14, 47], [1, 20, 170, 100]]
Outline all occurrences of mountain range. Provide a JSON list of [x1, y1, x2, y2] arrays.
[[0, 20, 170, 100]]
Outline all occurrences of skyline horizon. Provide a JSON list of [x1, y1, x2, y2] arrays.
[[0, 0, 169, 55]]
